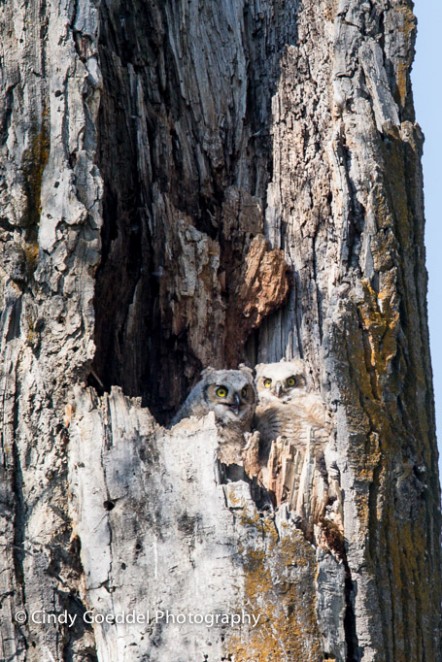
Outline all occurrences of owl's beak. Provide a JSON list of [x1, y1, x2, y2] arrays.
[[275, 382, 282, 397], [231, 392, 241, 416]]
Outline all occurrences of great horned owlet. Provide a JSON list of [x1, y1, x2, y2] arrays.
[[171, 365, 257, 430], [254, 359, 331, 452], [253, 360, 339, 533]]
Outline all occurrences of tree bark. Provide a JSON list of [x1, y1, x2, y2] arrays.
[[0, 1, 440, 661]]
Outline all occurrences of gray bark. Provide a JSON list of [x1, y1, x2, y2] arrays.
[[0, 1, 440, 661]]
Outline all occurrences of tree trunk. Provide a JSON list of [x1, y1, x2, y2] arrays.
[[0, 1, 440, 661]]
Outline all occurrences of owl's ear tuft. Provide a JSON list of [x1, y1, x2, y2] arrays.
[[238, 363, 254, 379], [254, 363, 265, 376]]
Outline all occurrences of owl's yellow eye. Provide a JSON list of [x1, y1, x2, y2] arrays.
[[286, 377, 296, 387], [263, 378, 272, 389], [216, 386, 228, 398]]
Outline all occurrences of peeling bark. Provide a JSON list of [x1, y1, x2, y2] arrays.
[[0, 1, 440, 661]]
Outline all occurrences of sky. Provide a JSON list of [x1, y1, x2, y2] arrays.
[[412, 0, 442, 473]]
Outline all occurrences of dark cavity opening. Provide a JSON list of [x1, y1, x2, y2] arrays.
[[92, 0, 296, 423]]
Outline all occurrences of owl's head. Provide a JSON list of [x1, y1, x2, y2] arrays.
[[202, 365, 256, 426], [255, 359, 306, 402]]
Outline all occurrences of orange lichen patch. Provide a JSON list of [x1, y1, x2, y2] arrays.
[[323, 0, 337, 24], [357, 279, 399, 399], [344, 430, 375, 520], [227, 516, 322, 661], [396, 61, 409, 110], [336, 302, 387, 516], [372, 184, 395, 233], [23, 240, 40, 278], [237, 510, 279, 543], [391, 4, 416, 108]]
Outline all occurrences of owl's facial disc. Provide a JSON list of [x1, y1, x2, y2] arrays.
[[219, 390, 242, 416], [212, 384, 242, 416], [261, 373, 302, 400], [262, 376, 284, 397]]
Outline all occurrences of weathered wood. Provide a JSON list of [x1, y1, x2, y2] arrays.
[[0, 0, 440, 660], [69, 387, 326, 661]]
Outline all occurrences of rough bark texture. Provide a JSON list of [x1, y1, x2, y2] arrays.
[[0, 1, 440, 661]]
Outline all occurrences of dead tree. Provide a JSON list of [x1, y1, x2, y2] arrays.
[[0, 1, 440, 660]]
